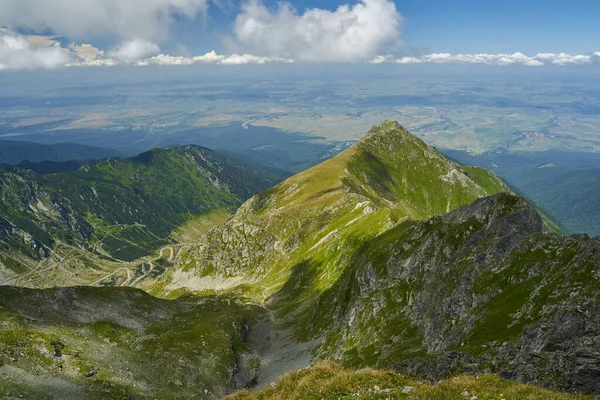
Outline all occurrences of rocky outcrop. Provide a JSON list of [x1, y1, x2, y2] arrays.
[[309, 193, 600, 394]]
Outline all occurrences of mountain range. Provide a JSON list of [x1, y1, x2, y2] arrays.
[[0, 139, 124, 166], [0, 122, 598, 399]]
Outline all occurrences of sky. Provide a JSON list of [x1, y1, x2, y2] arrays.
[[392, 0, 600, 55], [0, 0, 599, 70]]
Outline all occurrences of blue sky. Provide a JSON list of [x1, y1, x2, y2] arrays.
[[399, 0, 600, 54]]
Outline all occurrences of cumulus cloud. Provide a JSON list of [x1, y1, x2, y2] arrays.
[[109, 39, 161, 63], [375, 51, 600, 67], [406, 52, 543, 66], [0, 32, 71, 71], [0, 0, 208, 43], [368, 55, 392, 64], [69, 43, 106, 61], [233, 0, 402, 62], [395, 56, 422, 64]]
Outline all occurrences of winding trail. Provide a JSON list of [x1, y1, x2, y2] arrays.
[[175, 245, 189, 262], [130, 246, 174, 287], [91, 268, 132, 286]]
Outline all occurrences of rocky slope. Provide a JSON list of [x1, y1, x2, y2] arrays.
[[309, 193, 600, 394]]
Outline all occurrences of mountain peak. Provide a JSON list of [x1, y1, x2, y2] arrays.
[[366, 120, 405, 136], [342, 121, 508, 219], [357, 120, 412, 146]]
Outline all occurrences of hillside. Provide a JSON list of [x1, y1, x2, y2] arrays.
[[0, 146, 287, 286], [0, 286, 267, 399], [1, 122, 599, 399]]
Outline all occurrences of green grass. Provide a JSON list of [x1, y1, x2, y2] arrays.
[[226, 362, 592, 400], [171, 209, 233, 242]]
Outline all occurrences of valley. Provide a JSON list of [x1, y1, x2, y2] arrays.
[[0, 146, 287, 287]]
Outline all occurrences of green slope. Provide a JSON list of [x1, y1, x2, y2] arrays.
[[0, 145, 287, 286]]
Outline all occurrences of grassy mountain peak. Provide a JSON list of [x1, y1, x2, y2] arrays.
[[155, 121, 508, 304]]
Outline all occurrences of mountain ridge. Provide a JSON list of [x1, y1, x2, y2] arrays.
[[0, 139, 124, 165], [154, 121, 508, 296]]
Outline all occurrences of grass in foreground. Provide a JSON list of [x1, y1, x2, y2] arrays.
[[226, 362, 593, 400]]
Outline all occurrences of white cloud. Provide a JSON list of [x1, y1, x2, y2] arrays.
[[233, 0, 401, 62], [383, 51, 600, 67], [533, 52, 591, 65], [69, 43, 105, 61], [368, 55, 391, 64], [193, 50, 227, 63], [219, 53, 293, 65], [109, 39, 160, 63], [135, 51, 293, 66], [0, 0, 208, 42], [0, 32, 71, 71], [395, 56, 422, 64], [0, 30, 598, 71], [140, 54, 195, 66], [413, 52, 543, 66]]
